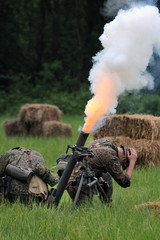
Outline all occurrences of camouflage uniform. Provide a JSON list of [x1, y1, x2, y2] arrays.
[[86, 139, 130, 187], [67, 138, 130, 204], [0, 147, 58, 203]]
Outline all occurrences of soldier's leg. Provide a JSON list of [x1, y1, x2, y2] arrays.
[[100, 172, 113, 204]]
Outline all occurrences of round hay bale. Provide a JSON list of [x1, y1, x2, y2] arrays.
[[19, 104, 62, 124], [42, 121, 72, 137], [99, 136, 160, 168], [93, 114, 160, 140], [3, 119, 27, 137]]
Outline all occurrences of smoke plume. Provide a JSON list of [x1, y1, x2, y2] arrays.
[[101, 0, 158, 17], [82, 4, 160, 133]]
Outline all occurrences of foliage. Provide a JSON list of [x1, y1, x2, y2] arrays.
[[2, 75, 160, 117], [0, 0, 106, 90], [117, 92, 160, 116], [0, 77, 92, 116]]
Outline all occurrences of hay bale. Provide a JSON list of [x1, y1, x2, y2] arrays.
[[19, 104, 62, 124], [27, 123, 43, 136], [135, 201, 160, 215], [93, 114, 160, 141], [42, 121, 72, 137], [100, 136, 160, 167], [3, 119, 27, 137]]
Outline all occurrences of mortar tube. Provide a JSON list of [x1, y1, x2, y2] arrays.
[[54, 131, 89, 207]]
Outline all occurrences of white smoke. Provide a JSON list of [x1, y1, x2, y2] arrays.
[[101, 0, 158, 17], [88, 4, 160, 122]]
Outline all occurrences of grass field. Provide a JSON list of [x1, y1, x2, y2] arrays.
[[0, 115, 160, 240]]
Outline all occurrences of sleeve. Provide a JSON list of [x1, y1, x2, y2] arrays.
[[107, 155, 131, 188], [42, 171, 59, 186], [31, 152, 58, 186]]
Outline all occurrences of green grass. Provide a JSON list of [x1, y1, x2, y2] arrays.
[[0, 115, 160, 240]]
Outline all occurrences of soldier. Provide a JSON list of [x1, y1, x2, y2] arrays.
[[0, 147, 58, 205], [65, 138, 137, 204]]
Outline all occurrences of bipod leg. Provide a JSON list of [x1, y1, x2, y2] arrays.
[[72, 174, 84, 210]]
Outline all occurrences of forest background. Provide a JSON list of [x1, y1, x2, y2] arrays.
[[1, 0, 160, 117]]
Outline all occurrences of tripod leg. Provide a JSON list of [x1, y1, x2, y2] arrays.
[[72, 175, 84, 210]]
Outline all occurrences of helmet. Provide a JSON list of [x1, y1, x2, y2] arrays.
[[121, 145, 131, 170]]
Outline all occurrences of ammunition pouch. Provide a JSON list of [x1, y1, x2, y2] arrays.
[[28, 175, 48, 200]]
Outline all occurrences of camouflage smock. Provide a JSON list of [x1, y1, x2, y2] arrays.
[[0, 147, 58, 195], [86, 139, 130, 188]]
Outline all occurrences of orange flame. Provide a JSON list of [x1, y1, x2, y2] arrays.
[[83, 76, 113, 133], [82, 96, 106, 133]]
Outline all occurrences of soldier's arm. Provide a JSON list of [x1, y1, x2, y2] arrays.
[[42, 169, 59, 186], [31, 155, 58, 187], [125, 148, 137, 179], [32, 164, 58, 187], [107, 156, 131, 188]]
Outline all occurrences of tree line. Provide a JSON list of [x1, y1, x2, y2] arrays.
[[0, 0, 106, 90]]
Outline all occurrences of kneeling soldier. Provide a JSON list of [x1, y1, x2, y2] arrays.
[[56, 138, 137, 206], [0, 147, 58, 205]]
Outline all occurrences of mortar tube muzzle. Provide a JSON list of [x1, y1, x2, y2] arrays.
[[76, 131, 89, 147]]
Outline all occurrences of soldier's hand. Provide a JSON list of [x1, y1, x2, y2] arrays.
[[128, 148, 137, 164], [98, 177, 104, 183]]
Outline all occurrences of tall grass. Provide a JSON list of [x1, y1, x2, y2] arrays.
[[0, 115, 160, 240]]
